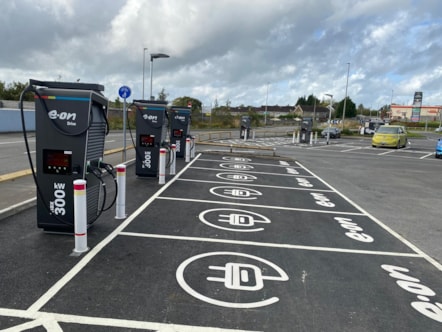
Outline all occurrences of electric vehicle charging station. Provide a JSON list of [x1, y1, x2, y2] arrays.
[[300, 117, 313, 143], [134, 99, 169, 177], [240, 115, 251, 139], [169, 106, 191, 158], [29, 79, 111, 232]]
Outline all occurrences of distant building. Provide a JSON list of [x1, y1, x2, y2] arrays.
[[390, 105, 442, 121], [293, 105, 330, 122]]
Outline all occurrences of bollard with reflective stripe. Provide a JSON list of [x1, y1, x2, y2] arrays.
[[170, 144, 176, 175], [73, 179, 89, 254], [159, 148, 166, 184], [185, 138, 191, 162], [115, 164, 126, 219], [190, 136, 195, 159]]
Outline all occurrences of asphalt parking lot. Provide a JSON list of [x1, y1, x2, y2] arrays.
[[0, 143, 441, 331]]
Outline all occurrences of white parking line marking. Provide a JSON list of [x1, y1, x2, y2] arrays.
[[378, 150, 396, 155], [0, 308, 257, 332], [420, 152, 434, 159], [296, 161, 442, 271], [27, 155, 202, 314], [119, 232, 421, 258], [177, 178, 333, 192], [157, 196, 365, 216]]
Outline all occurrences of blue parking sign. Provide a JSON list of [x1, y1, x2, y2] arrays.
[[118, 86, 131, 99]]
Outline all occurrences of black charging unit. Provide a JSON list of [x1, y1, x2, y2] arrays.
[[30, 80, 110, 233], [240, 115, 251, 139], [134, 100, 169, 177], [169, 106, 191, 158]]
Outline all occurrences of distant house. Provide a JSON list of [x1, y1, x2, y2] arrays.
[[229, 105, 295, 117], [294, 105, 330, 122]]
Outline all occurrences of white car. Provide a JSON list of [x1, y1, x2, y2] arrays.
[[435, 127, 442, 132]]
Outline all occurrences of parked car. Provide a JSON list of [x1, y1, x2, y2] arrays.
[[321, 127, 341, 138], [435, 138, 442, 158], [372, 125, 407, 148]]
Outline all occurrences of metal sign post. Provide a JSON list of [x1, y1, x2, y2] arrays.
[[118, 86, 131, 162]]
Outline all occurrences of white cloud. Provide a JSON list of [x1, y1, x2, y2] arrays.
[[1, 0, 441, 108]]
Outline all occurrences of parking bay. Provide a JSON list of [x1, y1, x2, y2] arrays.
[[42, 153, 442, 331]]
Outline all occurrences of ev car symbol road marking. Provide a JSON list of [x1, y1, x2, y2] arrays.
[[219, 163, 254, 171], [199, 208, 271, 232], [216, 172, 257, 182], [222, 156, 252, 162], [210, 186, 262, 199], [176, 251, 289, 308]]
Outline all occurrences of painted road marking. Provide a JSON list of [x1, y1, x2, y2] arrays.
[[157, 196, 365, 216], [119, 232, 421, 257], [199, 208, 271, 232], [176, 251, 289, 308]]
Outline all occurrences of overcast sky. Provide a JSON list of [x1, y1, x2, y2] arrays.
[[2, 0, 442, 109]]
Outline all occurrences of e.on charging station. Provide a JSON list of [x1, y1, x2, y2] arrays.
[[30, 79, 110, 232], [169, 106, 191, 158], [240, 115, 251, 139], [134, 100, 169, 177]]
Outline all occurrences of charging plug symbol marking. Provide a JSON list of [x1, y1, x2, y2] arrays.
[[208, 263, 264, 291], [199, 208, 271, 232], [176, 251, 289, 308], [218, 213, 270, 227], [219, 163, 254, 171], [210, 186, 262, 200]]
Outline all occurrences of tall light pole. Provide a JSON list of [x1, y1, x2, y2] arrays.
[[325, 93, 333, 145], [150, 53, 170, 100], [265, 82, 269, 125], [342, 62, 350, 130], [142, 47, 148, 99]]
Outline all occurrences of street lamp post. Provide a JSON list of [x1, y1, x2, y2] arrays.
[[342, 62, 350, 130], [265, 83, 269, 125], [325, 93, 333, 145], [150, 53, 170, 100], [142, 47, 148, 99]]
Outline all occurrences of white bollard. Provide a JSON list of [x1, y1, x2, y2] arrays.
[[115, 164, 126, 219], [185, 138, 191, 162], [191, 136, 195, 158], [159, 148, 166, 184], [252, 129, 256, 140], [243, 131, 247, 142], [170, 144, 176, 175], [296, 131, 300, 143], [314, 131, 318, 144], [310, 132, 313, 145], [292, 131, 296, 144], [73, 179, 89, 254]]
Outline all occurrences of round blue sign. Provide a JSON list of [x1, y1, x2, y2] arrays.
[[118, 86, 131, 99]]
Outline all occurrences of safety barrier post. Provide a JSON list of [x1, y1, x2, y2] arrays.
[[159, 148, 166, 184], [296, 131, 300, 143], [191, 136, 195, 159], [315, 131, 318, 144], [170, 144, 176, 175], [292, 131, 296, 144], [310, 132, 313, 145], [185, 138, 191, 162], [244, 132, 247, 142], [115, 164, 126, 219], [73, 179, 89, 254], [252, 129, 256, 140]]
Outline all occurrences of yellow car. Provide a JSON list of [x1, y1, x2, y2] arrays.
[[372, 125, 408, 148]]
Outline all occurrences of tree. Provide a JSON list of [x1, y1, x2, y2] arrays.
[[172, 96, 202, 119], [0, 81, 33, 101], [157, 88, 169, 101], [335, 96, 356, 119]]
